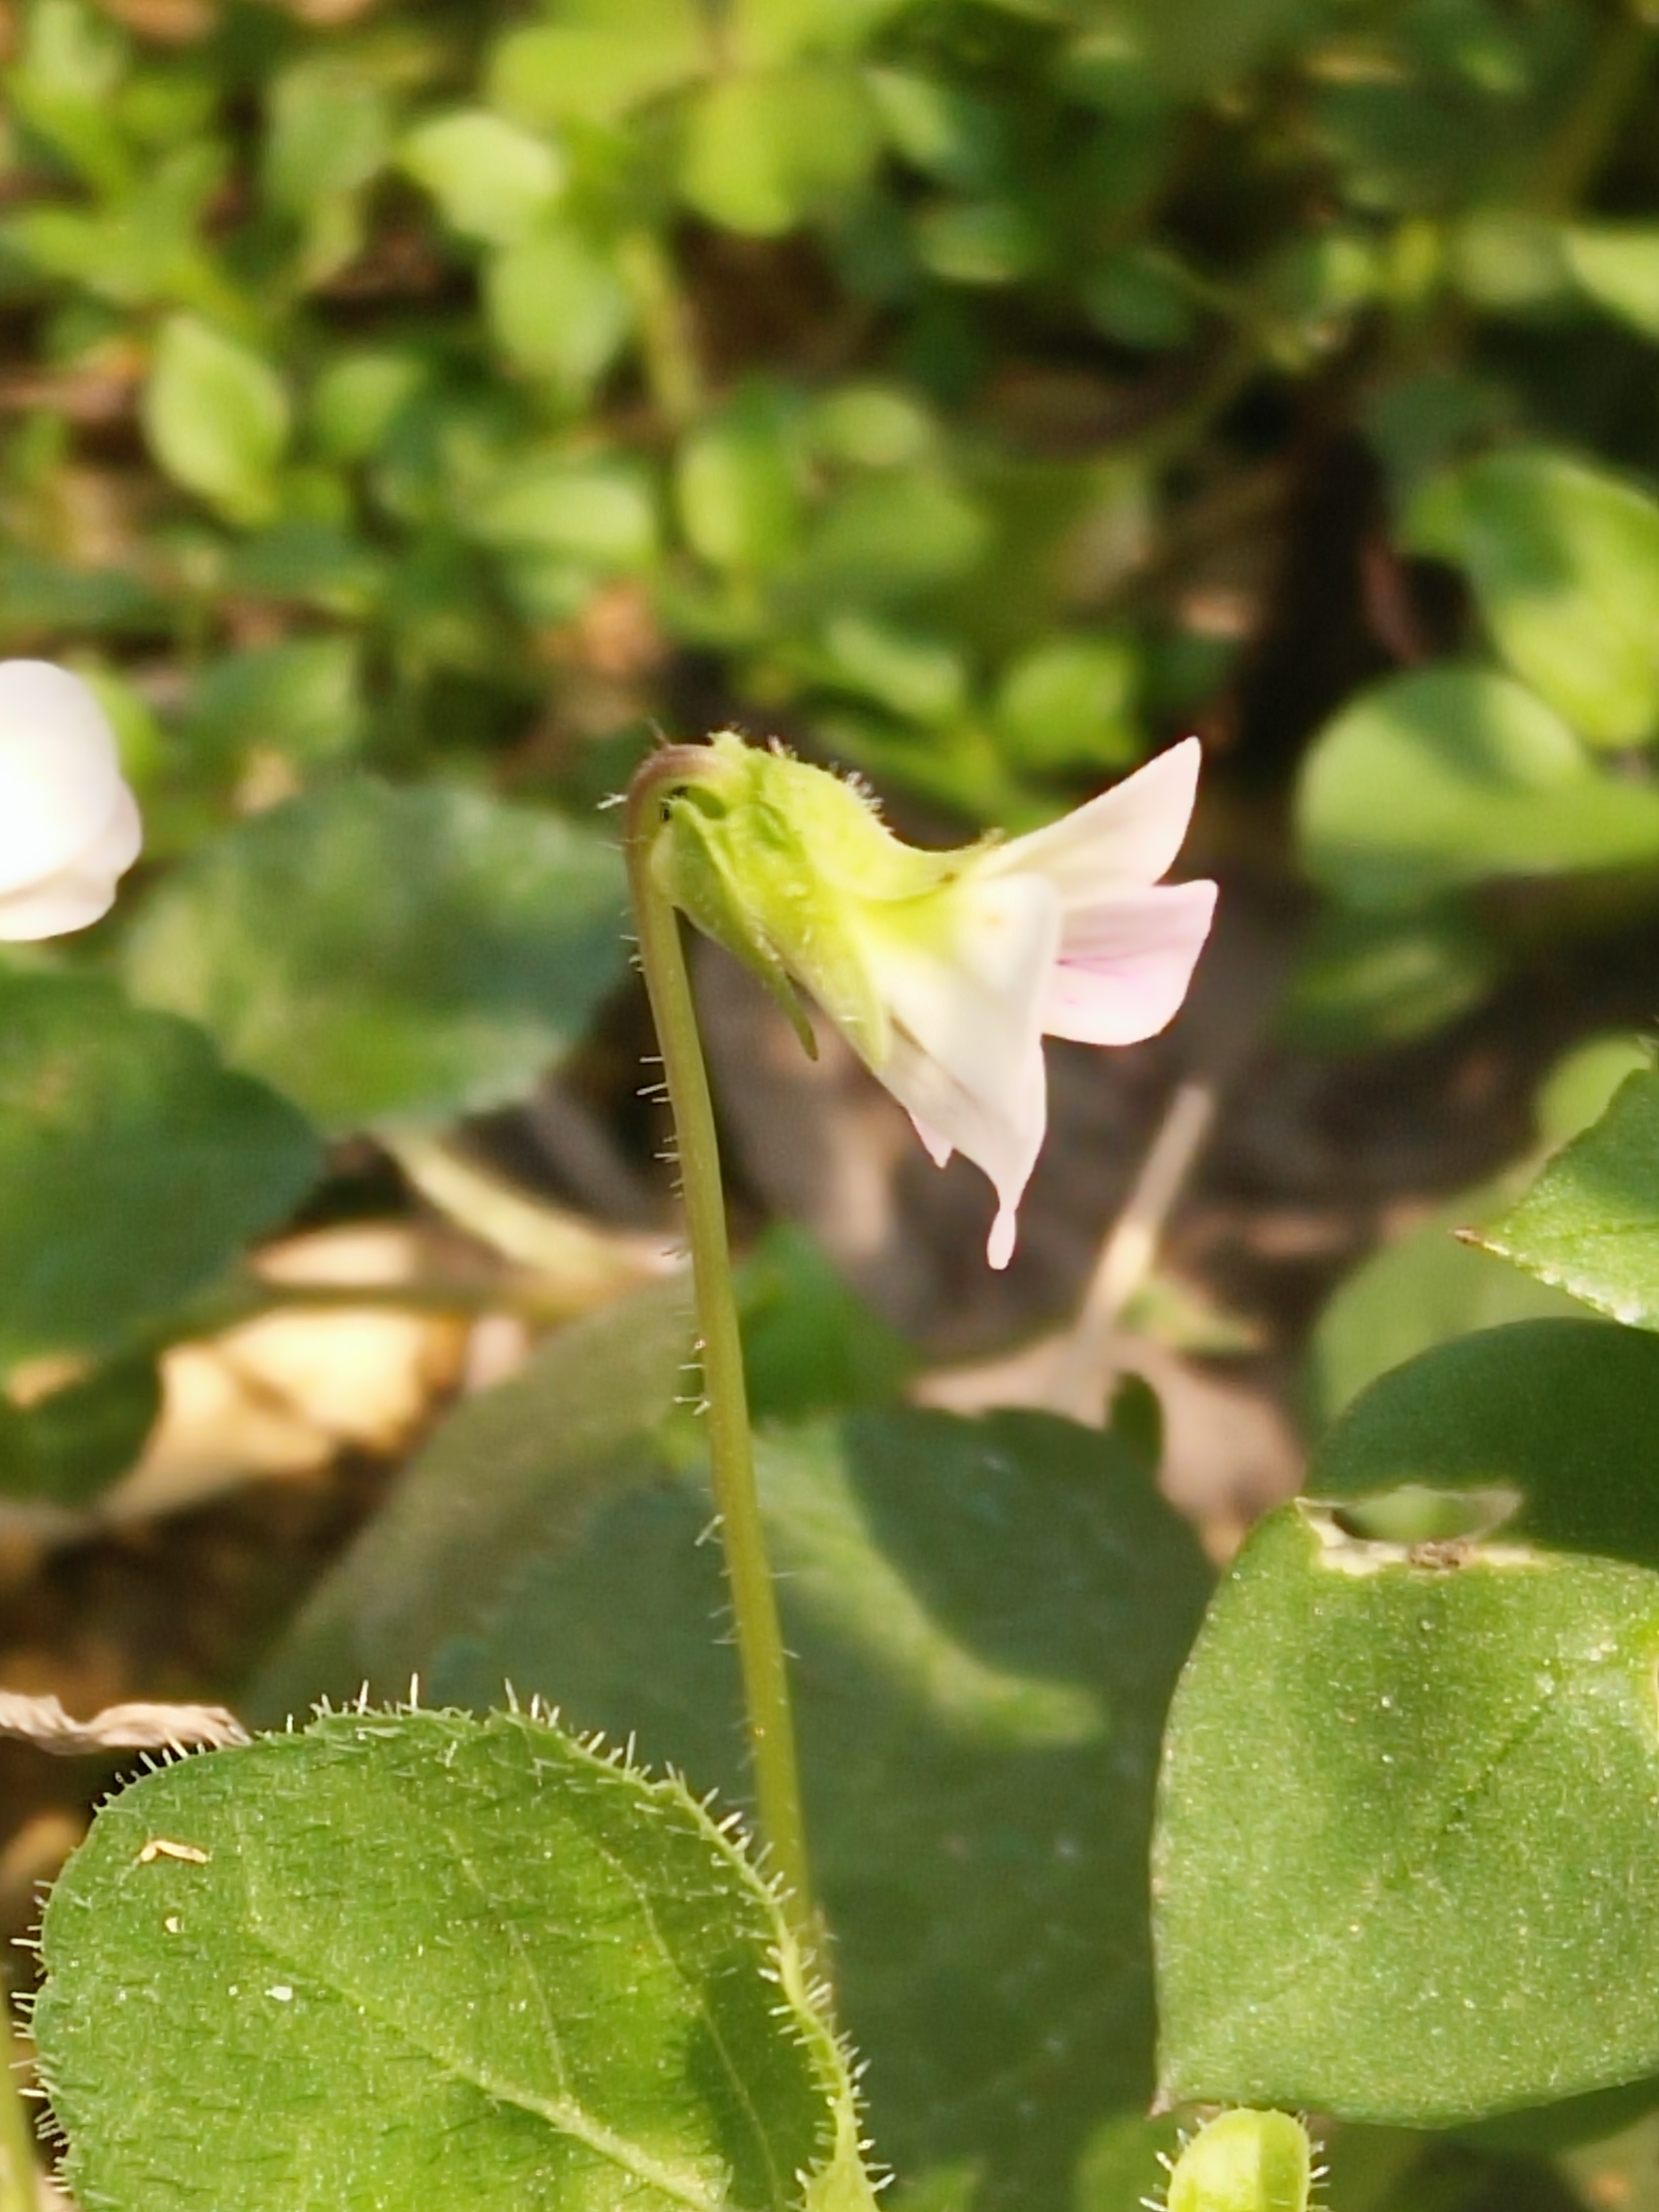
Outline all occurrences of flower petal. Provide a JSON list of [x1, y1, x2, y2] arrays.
[[907, 1113, 954, 1169], [0, 784, 143, 943], [857, 872, 1060, 1268], [1041, 878, 1217, 1045], [0, 662, 128, 896], [983, 736, 1202, 906]]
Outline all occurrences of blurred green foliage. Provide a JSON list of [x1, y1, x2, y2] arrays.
[[0, 0, 1644, 857], [0, 0, 1655, 1186]]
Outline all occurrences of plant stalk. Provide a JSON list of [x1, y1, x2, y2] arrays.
[[623, 750, 815, 1941]]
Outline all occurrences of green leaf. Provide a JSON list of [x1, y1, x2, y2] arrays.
[[730, 0, 917, 67], [485, 226, 635, 389], [993, 633, 1142, 771], [1479, 1068, 1659, 1328], [467, 453, 660, 574], [1304, 1034, 1650, 1422], [1081, 246, 1198, 350], [399, 110, 565, 246], [487, 0, 709, 127], [1307, 1318, 1659, 1571], [737, 1224, 916, 1421], [186, 636, 364, 765], [677, 385, 806, 572], [914, 199, 1044, 286], [1405, 452, 1659, 749], [122, 779, 627, 1136], [308, 350, 430, 464], [867, 70, 1007, 191], [141, 315, 291, 527], [0, 1352, 159, 1505], [36, 1707, 878, 2212], [263, 58, 390, 216], [1280, 906, 1500, 1053], [1563, 226, 1659, 343], [1303, 1192, 1580, 1428], [0, 974, 321, 1372], [1153, 1496, 1659, 2123], [814, 614, 966, 725], [256, 1293, 1213, 2211], [680, 69, 882, 237], [801, 471, 989, 605], [254, 1280, 696, 1703], [1295, 666, 1659, 910]]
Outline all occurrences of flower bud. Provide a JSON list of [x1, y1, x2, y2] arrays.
[[0, 661, 143, 941], [1164, 2108, 1316, 2212]]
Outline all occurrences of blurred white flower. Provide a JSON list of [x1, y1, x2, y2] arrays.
[[652, 732, 1216, 1269], [0, 660, 142, 941]]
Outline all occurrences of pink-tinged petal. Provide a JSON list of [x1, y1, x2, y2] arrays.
[[908, 1113, 954, 1168], [858, 872, 1060, 1268], [0, 661, 128, 895], [1041, 879, 1217, 1045], [983, 737, 1202, 907]]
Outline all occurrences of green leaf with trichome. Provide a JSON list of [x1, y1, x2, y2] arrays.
[[35, 1707, 878, 2212]]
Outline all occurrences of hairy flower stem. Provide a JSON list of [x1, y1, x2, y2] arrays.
[[624, 749, 815, 1942]]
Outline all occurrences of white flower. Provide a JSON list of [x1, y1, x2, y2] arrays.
[[651, 732, 1216, 1269], [0, 660, 143, 940]]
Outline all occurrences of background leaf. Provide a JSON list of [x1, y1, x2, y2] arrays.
[[0, 973, 321, 1373], [122, 779, 627, 1135], [140, 316, 291, 527], [1295, 667, 1659, 910], [1405, 453, 1659, 749]]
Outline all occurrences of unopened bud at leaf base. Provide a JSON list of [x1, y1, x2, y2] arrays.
[[650, 731, 1216, 1269], [0, 661, 143, 940], [1164, 2109, 1316, 2212]]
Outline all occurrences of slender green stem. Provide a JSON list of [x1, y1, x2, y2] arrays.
[[617, 231, 705, 432], [624, 750, 814, 1939]]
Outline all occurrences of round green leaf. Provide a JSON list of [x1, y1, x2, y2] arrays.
[[122, 779, 626, 1136], [0, 973, 321, 1370], [485, 227, 634, 388], [994, 634, 1141, 770], [677, 388, 805, 574], [1296, 666, 1659, 909], [1405, 452, 1659, 748], [37, 1708, 878, 2212], [1564, 225, 1659, 343], [399, 110, 565, 246], [263, 58, 390, 216], [1155, 1498, 1659, 2123], [680, 68, 881, 237], [1280, 905, 1499, 1054], [487, 0, 708, 127], [141, 315, 291, 527]]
